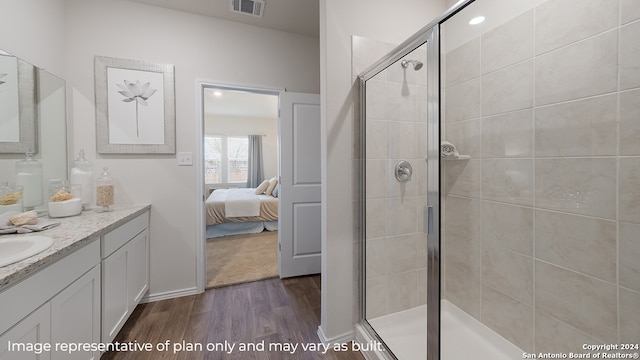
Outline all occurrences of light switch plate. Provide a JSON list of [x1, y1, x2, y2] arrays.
[[177, 152, 193, 166]]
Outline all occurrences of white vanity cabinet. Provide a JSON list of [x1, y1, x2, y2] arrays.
[[101, 211, 149, 344], [0, 239, 100, 360]]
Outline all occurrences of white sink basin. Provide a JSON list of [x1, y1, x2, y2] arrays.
[[0, 236, 54, 267]]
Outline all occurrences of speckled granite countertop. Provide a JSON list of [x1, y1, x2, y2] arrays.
[[0, 204, 150, 291]]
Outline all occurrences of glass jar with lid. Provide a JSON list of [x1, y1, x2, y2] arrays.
[[14, 150, 43, 209], [96, 167, 114, 212], [70, 149, 93, 209], [0, 182, 23, 214]]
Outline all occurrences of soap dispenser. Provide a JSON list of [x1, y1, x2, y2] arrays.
[[96, 167, 114, 212], [70, 149, 93, 209], [14, 149, 43, 209]]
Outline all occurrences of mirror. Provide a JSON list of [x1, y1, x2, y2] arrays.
[[0, 48, 68, 209], [0, 50, 37, 153]]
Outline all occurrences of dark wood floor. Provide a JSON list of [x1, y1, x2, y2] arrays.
[[101, 275, 365, 360]]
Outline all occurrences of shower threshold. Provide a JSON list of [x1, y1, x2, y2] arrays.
[[365, 301, 522, 359]]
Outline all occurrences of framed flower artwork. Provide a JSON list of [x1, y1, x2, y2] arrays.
[[95, 56, 175, 154]]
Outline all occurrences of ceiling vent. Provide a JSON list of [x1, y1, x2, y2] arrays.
[[230, 0, 265, 17]]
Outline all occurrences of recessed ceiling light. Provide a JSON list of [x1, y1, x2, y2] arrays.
[[469, 16, 485, 25], [213, 91, 222, 97]]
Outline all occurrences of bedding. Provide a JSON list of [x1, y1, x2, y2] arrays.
[[206, 188, 278, 226]]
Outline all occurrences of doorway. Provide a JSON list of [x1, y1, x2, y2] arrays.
[[200, 84, 280, 289]]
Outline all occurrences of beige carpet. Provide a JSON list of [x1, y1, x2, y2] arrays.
[[206, 231, 278, 289]]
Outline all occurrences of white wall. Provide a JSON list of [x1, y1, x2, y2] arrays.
[[204, 114, 279, 182], [64, 0, 319, 299], [320, 0, 446, 340]]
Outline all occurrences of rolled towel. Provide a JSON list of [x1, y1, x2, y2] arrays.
[[441, 140, 459, 157]]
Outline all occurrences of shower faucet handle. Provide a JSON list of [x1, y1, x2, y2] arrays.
[[394, 160, 413, 182]]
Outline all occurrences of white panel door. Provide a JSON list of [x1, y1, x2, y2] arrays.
[[279, 92, 321, 278]]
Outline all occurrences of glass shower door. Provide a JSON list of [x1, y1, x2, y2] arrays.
[[359, 25, 440, 360]]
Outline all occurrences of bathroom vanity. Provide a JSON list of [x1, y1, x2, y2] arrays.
[[0, 204, 150, 360]]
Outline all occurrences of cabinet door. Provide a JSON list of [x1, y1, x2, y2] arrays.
[[102, 246, 129, 344], [0, 303, 51, 360], [50, 265, 100, 360], [127, 229, 149, 310]]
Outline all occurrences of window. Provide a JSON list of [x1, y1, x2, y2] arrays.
[[204, 135, 248, 184]]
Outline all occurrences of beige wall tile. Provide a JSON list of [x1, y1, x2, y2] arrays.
[[535, 158, 616, 219], [389, 233, 418, 274], [387, 271, 418, 313], [535, 261, 617, 342], [619, 157, 640, 224], [445, 38, 480, 87], [365, 79, 387, 120], [386, 159, 421, 198], [535, 210, 616, 282], [386, 82, 425, 122], [365, 237, 388, 280], [482, 285, 534, 352], [482, 246, 533, 305], [445, 159, 481, 198], [535, 312, 601, 354], [366, 159, 386, 198], [387, 121, 418, 159], [366, 119, 387, 159], [620, 222, 640, 292], [482, 201, 533, 256], [482, 10, 534, 74], [482, 109, 533, 158], [620, 89, 640, 156], [535, 94, 617, 157], [386, 196, 418, 236], [444, 78, 481, 123], [443, 195, 481, 318], [535, 0, 618, 55], [417, 268, 428, 306], [621, 21, 640, 90], [366, 277, 388, 319], [622, 0, 640, 24], [365, 198, 386, 239], [620, 288, 640, 344], [482, 159, 533, 206], [536, 31, 617, 106], [482, 60, 534, 116], [445, 119, 481, 158]]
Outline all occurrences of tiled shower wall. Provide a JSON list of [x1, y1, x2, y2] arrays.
[[442, 0, 640, 353], [353, 36, 430, 320]]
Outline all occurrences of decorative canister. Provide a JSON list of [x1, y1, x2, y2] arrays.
[[96, 167, 114, 212], [47, 180, 82, 218], [14, 150, 43, 209], [70, 149, 93, 209], [0, 182, 23, 215]]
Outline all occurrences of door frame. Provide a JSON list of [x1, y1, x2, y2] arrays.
[[195, 80, 284, 293]]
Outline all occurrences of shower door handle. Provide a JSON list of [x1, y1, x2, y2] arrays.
[[424, 205, 434, 235]]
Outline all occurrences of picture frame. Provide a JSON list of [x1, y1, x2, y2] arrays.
[[95, 56, 175, 154]]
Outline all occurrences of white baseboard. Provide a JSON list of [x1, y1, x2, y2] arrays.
[[141, 286, 200, 303], [317, 326, 354, 345]]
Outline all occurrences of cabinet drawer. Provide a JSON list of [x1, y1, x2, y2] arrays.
[[102, 211, 149, 258]]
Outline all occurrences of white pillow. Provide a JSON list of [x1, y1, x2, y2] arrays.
[[255, 180, 269, 194], [265, 177, 278, 196]]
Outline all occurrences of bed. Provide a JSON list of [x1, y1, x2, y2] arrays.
[[205, 188, 278, 238]]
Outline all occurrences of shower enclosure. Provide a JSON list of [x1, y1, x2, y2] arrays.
[[357, 0, 640, 359]]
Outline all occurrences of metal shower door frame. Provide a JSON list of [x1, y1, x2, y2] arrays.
[[357, 23, 441, 360]]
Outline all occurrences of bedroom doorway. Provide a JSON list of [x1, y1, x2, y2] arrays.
[[200, 84, 281, 289]]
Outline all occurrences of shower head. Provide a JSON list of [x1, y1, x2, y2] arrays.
[[401, 59, 423, 71]]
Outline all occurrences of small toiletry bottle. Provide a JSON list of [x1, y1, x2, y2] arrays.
[[0, 182, 23, 214], [96, 167, 114, 212], [15, 150, 43, 209], [70, 149, 93, 209]]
